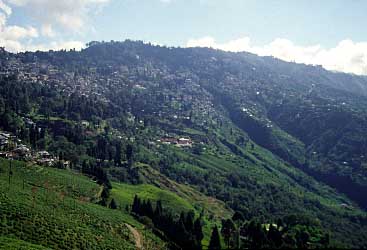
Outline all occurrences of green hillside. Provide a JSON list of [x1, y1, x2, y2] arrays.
[[112, 183, 195, 214], [0, 158, 162, 250], [0, 237, 50, 250], [0, 157, 230, 249], [0, 41, 367, 248]]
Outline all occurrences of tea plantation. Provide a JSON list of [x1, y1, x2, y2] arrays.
[[0, 158, 152, 249]]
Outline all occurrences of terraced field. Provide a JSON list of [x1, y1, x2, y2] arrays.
[[0, 158, 156, 250]]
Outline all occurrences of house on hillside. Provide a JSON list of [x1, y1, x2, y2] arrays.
[[12, 145, 31, 160], [159, 138, 178, 145], [37, 151, 52, 159], [158, 137, 193, 147], [177, 138, 193, 147], [81, 121, 90, 127], [37, 151, 55, 166], [0, 134, 9, 150], [37, 158, 55, 167]]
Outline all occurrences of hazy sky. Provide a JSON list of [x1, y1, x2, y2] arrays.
[[1, 0, 366, 75]]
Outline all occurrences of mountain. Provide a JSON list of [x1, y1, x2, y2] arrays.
[[0, 41, 367, 249]]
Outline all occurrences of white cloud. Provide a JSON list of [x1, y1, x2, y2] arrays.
[[40, 24, 55, 38], [0, 0, 107, 52], [187, 36, 367, 75], [0, 0, 40, 51], [6, 0, 109, 35], [1, 25, 38, 40], [25, 40, 85, 51], [187, 37, 254, 52], [0, 0, 11, 15]]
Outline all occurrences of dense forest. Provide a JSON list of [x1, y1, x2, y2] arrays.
[[0, 41, 367, 249]]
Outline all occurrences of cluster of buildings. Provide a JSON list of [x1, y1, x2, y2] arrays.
[[0, 130, 69, 168], [0, 47, 220, 132], [158, 137, 193, 147]]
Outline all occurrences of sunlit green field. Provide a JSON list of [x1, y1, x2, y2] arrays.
[[0, 158, 140, 250]]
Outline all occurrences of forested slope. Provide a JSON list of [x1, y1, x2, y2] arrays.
[[0, 41, 367, 248]]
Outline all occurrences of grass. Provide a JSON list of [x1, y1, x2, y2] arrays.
[[0, 156, 232, 249], [0, 236, 50, 250], [111, 182, 195, 215], [0, 158, 162, 250]]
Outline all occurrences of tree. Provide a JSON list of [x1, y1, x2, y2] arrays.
[[244, 220, 267, 249], [140, 216, 154, 231], [178, 212, 188, 233], [153, 200, 163, 224], [268, 223, 283, 248], [114, 141, 122, 166], [185, 210, 195, 232], [320, 233, 330, 248], [145, 199, 154, 218], [232, 211, 245, 249], [276, 218, 284, 230], [209, 225, 221, 250], [109, 198, 117, 209], [176, 214, 190, 247], [132, 195, 141, 214], [221, 219, 236, 249], [253, 222, 268, 249], [194, 217, 204, 244], [192, 143, 204, 155], [126, 144, 134, 168], [98, 185, 110, 207], [8, 160, 13, 188], [232, 211, 245, 223], [99, 198, 107, 207], [296, 230, 310, 249]]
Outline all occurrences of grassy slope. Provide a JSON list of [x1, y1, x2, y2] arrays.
[[0, 157, 230, 249], [0, 237, 50, 250], [110, 165, 233, 249], [138, 163, 232, 219], [0, 158, 161, 250], [111, 182, 194, 214]]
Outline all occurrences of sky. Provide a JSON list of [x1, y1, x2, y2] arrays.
[[0, 0, 366, 75]]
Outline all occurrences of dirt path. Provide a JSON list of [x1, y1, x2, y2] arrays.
[[125, 223, 143, 250]]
